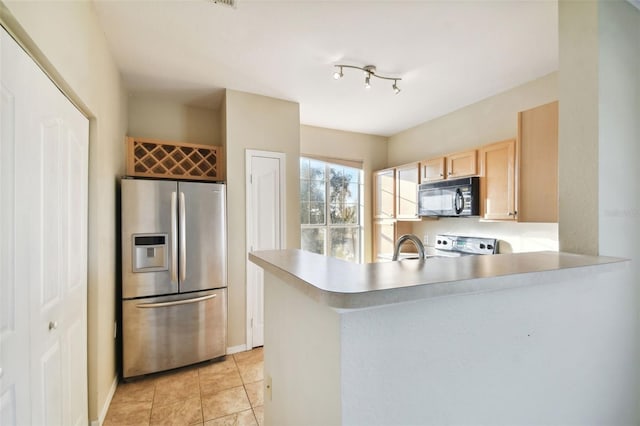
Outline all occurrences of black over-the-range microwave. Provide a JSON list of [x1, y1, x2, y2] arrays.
[[418, 176, 480, 217]]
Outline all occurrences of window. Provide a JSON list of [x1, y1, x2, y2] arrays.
[[300, 157, 363, 263]]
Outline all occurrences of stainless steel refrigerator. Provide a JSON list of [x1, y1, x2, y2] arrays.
[[121, 178, 227, 378]]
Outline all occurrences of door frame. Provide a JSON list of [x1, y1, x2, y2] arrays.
[[245, 149, 286, 349]]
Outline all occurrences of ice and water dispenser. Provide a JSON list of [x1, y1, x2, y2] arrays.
[[132, 234, 168, 272]]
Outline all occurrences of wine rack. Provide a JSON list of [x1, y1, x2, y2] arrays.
[[126, 136, 224, 181]]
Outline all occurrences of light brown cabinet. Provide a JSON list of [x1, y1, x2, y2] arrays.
[[420, 157, 446, 183], [373, 220, 396, 261], [372, 162, 420, 261], [395, 162, 421, 220], [479, 139, 517, 220], [517, 101, 558, 223], [373, 163, 420, 220], [373, 168, 395, 219], [373, 220, 414, 261], [420, 150, 476, 183], [447, 149, 477, 179], [478, 101, 558, 222]]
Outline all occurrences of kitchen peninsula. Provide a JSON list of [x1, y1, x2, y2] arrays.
[[249, 250, 632, 426]]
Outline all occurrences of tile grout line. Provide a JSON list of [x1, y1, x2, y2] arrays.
[[234, 353, 260, 425], [196, 365, 205, 425], [197, 362, 208, 424], [237, 354, 261, 426], [149, 379, 157, 426]]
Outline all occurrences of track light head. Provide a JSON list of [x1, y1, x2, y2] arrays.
[[392, 81, 401, 95], [365, 73, 371, 89], [333, 66, 343, 80]]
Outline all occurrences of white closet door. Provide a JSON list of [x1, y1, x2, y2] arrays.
[[246, 151, 284, 349], [0, 26, 89, 426]]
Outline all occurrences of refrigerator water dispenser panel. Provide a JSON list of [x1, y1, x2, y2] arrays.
[[132, 233, 168, 272]]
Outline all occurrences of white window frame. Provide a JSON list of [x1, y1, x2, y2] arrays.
[[300, 157, 364, 263]]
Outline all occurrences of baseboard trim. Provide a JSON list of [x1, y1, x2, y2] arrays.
[[90, 374, 118, 426], [227, 344, 247, 355]]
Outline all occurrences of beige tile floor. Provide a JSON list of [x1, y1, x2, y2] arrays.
[[105, 348, 264, 426]]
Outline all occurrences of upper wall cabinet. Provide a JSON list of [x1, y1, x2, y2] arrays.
[[373, 168, 396, 219], [420, 150, 477, 183], [373, 162, 421, 220], [421, 157, 446, 182], [395, 162, 421, 220], [479, 139, 517, 220], [447, 149, 477, 179], [517, 101, 559, 223], [478, 101, 558, 222]]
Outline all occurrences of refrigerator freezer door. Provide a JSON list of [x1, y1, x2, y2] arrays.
[[122, 179, 178, 298], [122, 288, 227, 378], [178, 182, 227, 292]]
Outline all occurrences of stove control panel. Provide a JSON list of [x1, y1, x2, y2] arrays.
[[434, 234, 498, 255]]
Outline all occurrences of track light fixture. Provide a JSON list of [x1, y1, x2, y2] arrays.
[[333, 64, 402, 94]]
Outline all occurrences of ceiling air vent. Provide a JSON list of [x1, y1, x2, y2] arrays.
[[208, 0, 236, 8]]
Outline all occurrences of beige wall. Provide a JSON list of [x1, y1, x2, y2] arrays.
[[388, 72, 558, 166], [598, 2, 640, 415], [2, 0, 127, 422], [224, 90, 300, 348], [558, 0, 640, 416], [387, 73, 559, 253], [300, 125, 388, 262], [128, 96, 220, 146], [558, 1, 600, 255], [597, 0, 640, 258]]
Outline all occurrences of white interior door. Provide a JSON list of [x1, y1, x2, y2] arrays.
[[0, 27, 89, 426], [246, 150, 285, 349]]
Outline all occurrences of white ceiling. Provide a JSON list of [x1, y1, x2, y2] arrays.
[[93, 0, 558, 137]]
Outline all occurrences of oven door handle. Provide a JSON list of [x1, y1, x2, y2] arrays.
[[136, 294, 217, 309], [454, 188, 464, 214]]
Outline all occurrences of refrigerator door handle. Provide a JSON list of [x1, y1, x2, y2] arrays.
[[179, 191, 187, 282], [135, 294, 217, 309], [171, 191, 178, 284]]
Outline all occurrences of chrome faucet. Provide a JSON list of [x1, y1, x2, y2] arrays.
[[392, 234, 426, 261]]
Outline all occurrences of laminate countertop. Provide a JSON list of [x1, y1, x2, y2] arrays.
[[248, 249, 627, 310]]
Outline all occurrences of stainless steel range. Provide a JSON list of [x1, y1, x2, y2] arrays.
[[431, 234, 498, 257]]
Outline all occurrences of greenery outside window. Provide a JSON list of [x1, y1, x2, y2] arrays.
[[300, 157, 363, 263]]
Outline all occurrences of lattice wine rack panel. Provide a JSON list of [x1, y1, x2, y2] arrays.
[[126, 137, 224, 181]]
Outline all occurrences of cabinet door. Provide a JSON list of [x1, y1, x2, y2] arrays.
[[447, 150, 477, 179], [518, 101, 558, 222], [373, 168, 395, 219], [396, 163, 420, 220], [479, 140, 516, 220], [421, 157, 446, 183], [373, 221, 396, 261]]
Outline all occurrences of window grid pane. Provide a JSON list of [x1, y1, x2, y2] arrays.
[[329, 227, 360, 262], [301, 228, 326, 255]]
